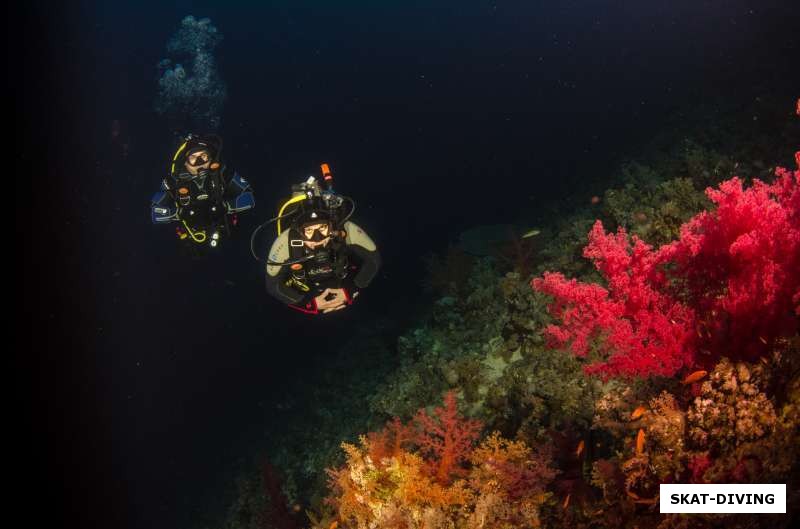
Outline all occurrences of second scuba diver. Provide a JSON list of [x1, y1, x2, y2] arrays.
[[261, 164, 381, 314], [151, 134, 255, 251]]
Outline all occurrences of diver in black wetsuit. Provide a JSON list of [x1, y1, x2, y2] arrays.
[[260, 165, 381, 314], [150, 134, 254, 252]]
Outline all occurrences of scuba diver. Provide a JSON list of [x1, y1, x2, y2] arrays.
[[256, 164, 381, 314], [150, 134, 254, 251]]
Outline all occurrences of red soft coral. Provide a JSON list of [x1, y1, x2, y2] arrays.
[[414, 390, 483, 485], [658, 168, 800, 361], [533, 223, 696, 379], [533, 166, 800, 378]]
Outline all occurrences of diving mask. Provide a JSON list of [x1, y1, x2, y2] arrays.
[[302, 222, 330, 242], [186, 150, 211, 167]]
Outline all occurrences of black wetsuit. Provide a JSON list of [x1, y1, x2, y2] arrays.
[[151, 164, 254, 247], [265, 225, 381, 314]]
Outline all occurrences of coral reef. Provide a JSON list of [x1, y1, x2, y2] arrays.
[[533, 167, 799, 378], [687, 359, 777, 452], [602, 175, 711, 246], [532, 222, 696, 379], [217, 100, 799, 529], [560, 347, 799, 529], [414, 391, 483, 484], [658, 167, 800, 362], [323, 392, 557, 529], [155, 16, 227, 130]]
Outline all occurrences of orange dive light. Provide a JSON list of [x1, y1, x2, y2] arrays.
[[320, 163, 332, 182]]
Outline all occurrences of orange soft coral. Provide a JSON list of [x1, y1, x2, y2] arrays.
[[414, 390, 483, 485]]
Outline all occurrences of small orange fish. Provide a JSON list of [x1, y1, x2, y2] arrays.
[[759, 336, 768, 345], [682, 370, 708, 384], [591, 195, 601, 205], [329, 522, 339, 529], [630, 406, 646, 420], [626, 490, 641, 500], [576, 440, 585, 458], [563, 493, 571, 509], [634, 497, 658, 505], [636, 428, 645, 454]]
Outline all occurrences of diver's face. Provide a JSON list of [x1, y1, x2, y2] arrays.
[[302, 223, 331, 248], [185, 150, 211, 174], [303, 223, 330, 240]]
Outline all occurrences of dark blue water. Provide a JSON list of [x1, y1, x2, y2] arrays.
[[20, 1, 798, 528]]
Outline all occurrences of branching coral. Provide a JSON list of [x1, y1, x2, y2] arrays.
[[658, 167, 800, 362], [462, 432, 557, 528], [322, 395, 557, 529], [533, 166, 800, 379], [468, 432, 557, 503], [414, 391, 484, 485], [532, 222, 696, 379]]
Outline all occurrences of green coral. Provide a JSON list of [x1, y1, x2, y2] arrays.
[[369, 258, 506, 420], [602, 175, 710, 246]]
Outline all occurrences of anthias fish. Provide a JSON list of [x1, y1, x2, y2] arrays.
[[630, 406, 647, 420], [682, 370, 708, 384], [636, 429, 646, 454]]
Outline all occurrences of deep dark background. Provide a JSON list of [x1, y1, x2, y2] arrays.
[[17, 1, 798, 528]]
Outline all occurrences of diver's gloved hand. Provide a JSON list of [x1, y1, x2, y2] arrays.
[[314, 288, 350, 313]]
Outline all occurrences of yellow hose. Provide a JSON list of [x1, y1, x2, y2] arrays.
[[277, 194, 308, 235], [170, 141, 188, 177], [182, 220, 207, 243]]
